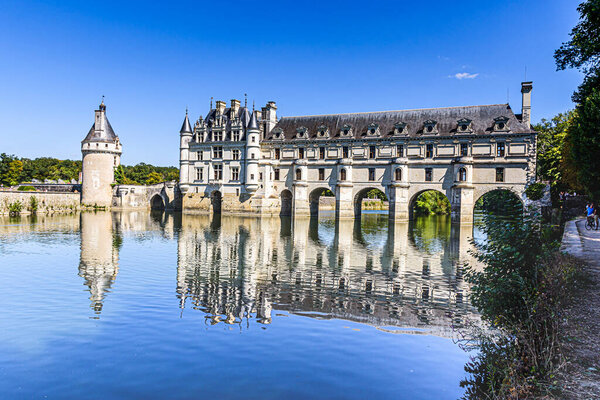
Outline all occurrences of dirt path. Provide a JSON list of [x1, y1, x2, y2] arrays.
[[559, 219, 600, 399]]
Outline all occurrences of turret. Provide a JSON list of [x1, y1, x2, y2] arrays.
[[179, 110, 193, 194], [245, 111, 260, 193], [81, 100, 122, 207]]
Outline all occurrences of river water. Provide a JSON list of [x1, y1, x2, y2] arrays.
[[0, 211, 479, 399]]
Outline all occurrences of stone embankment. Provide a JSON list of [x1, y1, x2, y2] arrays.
[[0, 191, 81, 215]]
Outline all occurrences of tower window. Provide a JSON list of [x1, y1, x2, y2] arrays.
[[295, 168, 302, 180], [497, 142, 505, 157], [369, 145, 376, 159], [251, 136, 256, 143], [460, 143, 468, 156], [395, 168, 402, 181], [340, 168, 347, 181], [458, 167, 467, 182], [198, 151, 203, 160], [425, 168, 433, 182], [368, 168, 376, 181], [496, 167, 505, 182], [426, 144, 433, 158]]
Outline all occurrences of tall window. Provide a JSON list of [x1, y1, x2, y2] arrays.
[[426, 144, 433, 158], [214, 164, 223, 181], [213, 130, 223, 141], [342, 146, 349, 158], [397, 144, 404, 157], [295, 168, 302, 180], [460, 143, 468, 156], [369, 145, 376, 159], [395, 168, 402, 181], [196, 167, 203, 181], [318, 168, 325, 181], [368, 168, 376, 181], [232, 149, 240, 160], [497, 142, 505, 157], [274, 168, 280, 181], [496, 167, 504, 182], [198, 151, 203, 160], [275, 148, 280, 160], [458, 167, 467, 182], [213, 146, 223, 159], [231, 167, 239, 181], [232, 130, 240, 141], [319, 147, 325, 160], [425, 168, 433, 182], [298, 148, 305, 159], [340, 168, 347, 181], [251, 136, 256, 143]]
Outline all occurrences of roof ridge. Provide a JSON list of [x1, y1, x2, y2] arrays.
[[280, 104, 510, 119]]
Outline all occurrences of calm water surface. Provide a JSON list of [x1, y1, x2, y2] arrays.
[[0, 211, 479, 399]]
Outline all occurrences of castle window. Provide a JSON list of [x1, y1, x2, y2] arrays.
[[460, 143, 468, 156], [213, 146, 223, 159], [369, 145, 376, 159], [457, 118, 472, 133], [426, 144, 434, 158], [296, 127, 308, 139], [232, 130, 240, 141], [394, 122, 407, 135], [395, 168, 402, 181], [497, 142, 505, 157], [425, 168, 433, 182], [341, 124, 353, 137], [298, 148, 305, 159], [232, 149, 240, 160], [423, 120, 438, 134], [496, 167, 505, 182], [340, 168, 347, 181], [196, 167, 203, 181], [114, 156, 117, 166], [295, 168, 302, 180], [213, 130, 223, 141], [198, 151, 203, 160], [274, 169, 280, 181], [251, 136, 256, 143], [493, 116, 510, 132], [317, 125, 329, 138], [342, 146, 349, 158], [214, 165, 223, 181], [397, 144, 404, 157], [236, 188, 240, 196], [231, 167, 239, 181], [275, 148, 280, 160], [251, 153, 255, 159], [259, 172, 263, 181], [319, 147, 325, 160], [368, 168, 376, 181], [318, 168, 325, 181], [458, 167, 467, 182], [367, 123, 380, 136]]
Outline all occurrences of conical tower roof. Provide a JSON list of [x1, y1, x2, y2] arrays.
[[82, 101, 118, 143], [247, 111, 259, 131], [180, 110, 192, 134]]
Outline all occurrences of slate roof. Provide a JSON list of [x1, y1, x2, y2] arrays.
[[180, 113, 192, 134], [198, 106, 252, 142], [82, 110, 118, 143], [266, 104, 533, 141]]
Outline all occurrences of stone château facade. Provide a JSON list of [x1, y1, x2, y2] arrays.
[[178, 82, 537, 223]]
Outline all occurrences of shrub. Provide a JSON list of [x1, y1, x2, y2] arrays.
[[28, 196, 38, 213], [8, 201, 22, 216], [17, 185, 35, 191], [525, 182, 546, 201]]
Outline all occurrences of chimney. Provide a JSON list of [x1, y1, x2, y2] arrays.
[[521, 81, 532, 128], [215, 100, 226, 115], [263, 101, 278, 135], [230, 99, 240, 115]]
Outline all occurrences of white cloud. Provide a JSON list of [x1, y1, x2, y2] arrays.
[[451, 72, 479, 80]]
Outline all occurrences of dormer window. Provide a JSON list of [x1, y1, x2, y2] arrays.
[[340, 124, 353, 137], [271, 128, 284, 140], [296, 126, 308, 139], [393, 122, 407, 135], [367, 123, 380, 137], [316, 124, 330, 139], [423, 120, 438, 134], [493, 116, 510, 132], [457, 118, 473, 133]]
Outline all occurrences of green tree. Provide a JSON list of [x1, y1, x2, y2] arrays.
[[145, 171, 163, 185], [414, 191, 450, 215], [4, 160, 23, 186]]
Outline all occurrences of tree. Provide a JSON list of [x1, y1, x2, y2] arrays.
[[5, 160, 23, 186], [145, 171, 163, 185]]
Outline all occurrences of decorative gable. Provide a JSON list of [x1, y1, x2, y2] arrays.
[[316, 124, 330, 139], [493, 116, 510, 132], [423, 119, 438, 134], [457, 118, 473, 133], [296, 126, 308, 139], [393, 122, 408, 136], [340, 124, 353, 138], [271, 127, 284, 140], [367, 123, 380, 137]]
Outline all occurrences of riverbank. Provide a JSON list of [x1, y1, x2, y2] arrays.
[[558, 219, 600, 398]]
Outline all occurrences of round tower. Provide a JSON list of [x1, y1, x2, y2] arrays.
[[81, 100, 122, 207], [245, 111, 260, 193], [178, 109, 193, 194]]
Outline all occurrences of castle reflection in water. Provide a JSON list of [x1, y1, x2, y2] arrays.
[[1, 211, 479, 336]]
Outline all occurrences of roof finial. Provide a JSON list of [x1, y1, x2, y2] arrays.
[[252, 100, 255, 112], [244, 93, 248, 108], [101, 95, 105, 105], [185, 106, 188, 116], [210, 97, 213, 110]]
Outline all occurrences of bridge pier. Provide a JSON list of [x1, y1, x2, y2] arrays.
[[335, 183, 354, 219], [388, 183, 410, 221], [450, 185, 474, 224]]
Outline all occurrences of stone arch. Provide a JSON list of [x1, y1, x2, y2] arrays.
[[474, 188, 524, 216], [309, 187, 334, 217], [408, 189, 451, 219], [280, 189, 293, 217], [353, 187, 388, 219], [211, 190, 222, 214], [150, 194, 165, 211]]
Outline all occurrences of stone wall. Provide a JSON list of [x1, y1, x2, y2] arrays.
[[0, 191, 81, 215]]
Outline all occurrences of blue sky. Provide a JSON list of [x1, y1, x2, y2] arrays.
[[0, 0, 583, 166]]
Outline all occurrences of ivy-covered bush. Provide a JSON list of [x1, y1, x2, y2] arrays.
[[525, 182, 546, 201]]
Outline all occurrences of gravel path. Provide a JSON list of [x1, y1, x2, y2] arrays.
[[559, 219, 600, 399]]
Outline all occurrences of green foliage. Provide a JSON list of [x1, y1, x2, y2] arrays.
[[321, 189, 334, 197], [475, 190, 523, 216], [29, 196, 38, 213], [525, 183, 546, 201], [119, 163, 179, 185], [567, 88, 600, 200], [145, 171, 163, 185], [365, 189, 388, 201], [0, 155, 24, 186], [8, 201, 22, 216], [414, 191, 450, 215], [17, 185, 36, 191]]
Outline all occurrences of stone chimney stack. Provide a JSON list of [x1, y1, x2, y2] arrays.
[[230, 99, 240, 115], [521, 81, 532, 128], [263, 101, 277, 136], [215, 100, 226, 115]]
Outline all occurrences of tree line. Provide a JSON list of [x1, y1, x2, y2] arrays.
[[0, 154, 178, 187]]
